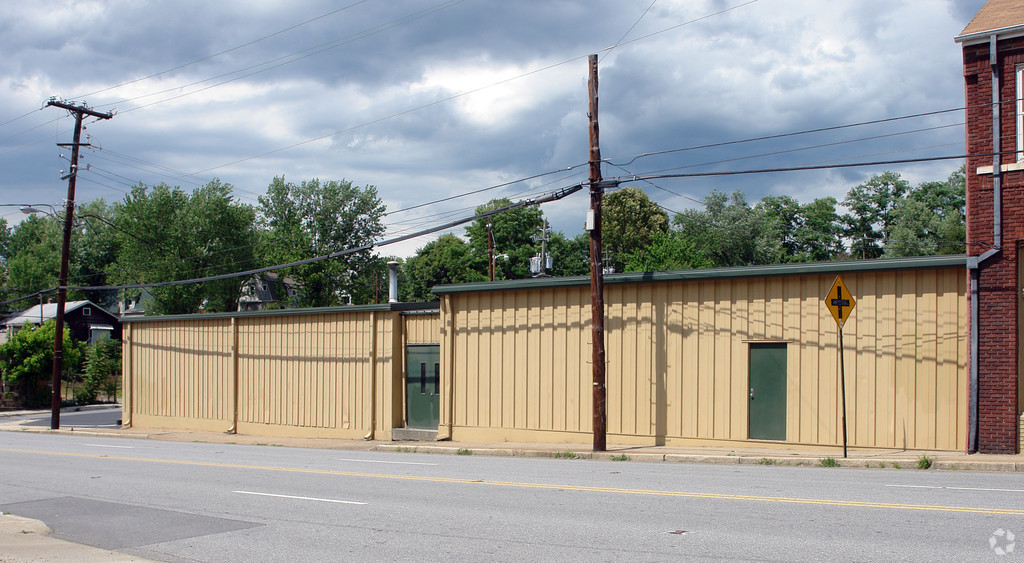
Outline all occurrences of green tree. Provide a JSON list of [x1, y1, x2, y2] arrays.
[[464, 199, 544, 280], [5, 214, 61, 308], [622, 230, 710, 272], [547, 232, 591, 276], [842, 171, 910, 259], [79, 339, 121, 404], [111, 180, 257, 314], [69, 199, 120, 309], [755, 195, 843, 263], [0, 320, 83, 407], [673, 190, 761, 267], [886, 167, 966, 257], [603, 187, 669, 272], [257, 177, 385, 307], [403, 234, 484, 301]]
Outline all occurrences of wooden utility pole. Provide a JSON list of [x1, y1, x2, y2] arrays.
[[588, 55, 607, 452], [45, 98, 113, 430], [487, 218, 495, 281]]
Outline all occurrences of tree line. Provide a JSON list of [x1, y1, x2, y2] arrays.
[[0, 168, 964, 314]]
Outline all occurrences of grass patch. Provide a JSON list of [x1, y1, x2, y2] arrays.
[[755, 457, 777, 465], [891, 462, 901, 469], [456, 448, 473, 456], [610, 454, 630, 461], [395, 446, 411, 453], [819, 457, 839, 468], [553, 451, 582, 459], [917, 455, 934, 470]]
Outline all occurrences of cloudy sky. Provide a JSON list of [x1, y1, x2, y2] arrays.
[[0, 0, 986, 258]]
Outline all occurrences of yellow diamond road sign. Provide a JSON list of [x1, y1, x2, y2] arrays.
[[825, 275, 856, 329]]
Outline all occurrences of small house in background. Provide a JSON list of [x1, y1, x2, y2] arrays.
[[2, 300, 122, 343], [238, 272, 302, 311]]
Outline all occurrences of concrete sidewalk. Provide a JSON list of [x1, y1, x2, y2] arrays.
[[0, 513, 158, 562], [1, 408, 1022, 562]]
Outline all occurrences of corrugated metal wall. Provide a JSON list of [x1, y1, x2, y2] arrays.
[[440, 268, 967, 450], [125, 308, 440, 439]]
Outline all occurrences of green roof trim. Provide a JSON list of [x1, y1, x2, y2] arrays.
[[432, 255, 966, 295], [121, 301, 439, 323]]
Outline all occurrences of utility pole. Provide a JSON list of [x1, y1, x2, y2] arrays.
[[45, 98, 113, 430], [487, 218, 495, 282], [587, 55, 607, 452], [531, 219, 551, 277]]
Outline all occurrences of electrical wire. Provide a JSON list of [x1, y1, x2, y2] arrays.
[[100, 1, 467, 113], [63, 184, 583, 292], [73, 1, 375, 100], [600, 0, 658, 63]]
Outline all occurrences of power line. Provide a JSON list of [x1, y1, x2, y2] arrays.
[[73, 1, 375, 100], [101, 1, 467, 114], [63, 184, 583, 292], [609, 107, 969, 167], [609, 154, 973, 183], [600, 0, 658, 63]]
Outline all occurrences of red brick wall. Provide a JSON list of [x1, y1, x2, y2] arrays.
[[963, 38, 1023, 454]]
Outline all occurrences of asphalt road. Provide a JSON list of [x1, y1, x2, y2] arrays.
[[12, 405, 123, 428], [1, 431, 1021, 562]]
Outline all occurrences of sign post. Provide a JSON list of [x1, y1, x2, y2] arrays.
[[824, 276, 856, 458]]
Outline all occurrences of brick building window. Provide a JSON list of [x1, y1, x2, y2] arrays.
[[1018, 64, 1024, 161]]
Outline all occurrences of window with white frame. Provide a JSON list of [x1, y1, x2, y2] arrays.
[[1017, 64, 1024, 161]]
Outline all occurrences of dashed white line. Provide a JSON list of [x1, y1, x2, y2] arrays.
[[234, 490, 367, 505], [83, 443, 134, 448], [887, 484, 1024, 493]]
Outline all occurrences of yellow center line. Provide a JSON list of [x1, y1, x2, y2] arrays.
[[4, 447, 1022, 516]]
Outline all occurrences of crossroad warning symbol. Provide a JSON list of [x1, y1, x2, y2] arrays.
[[825, 276, 856, 329]]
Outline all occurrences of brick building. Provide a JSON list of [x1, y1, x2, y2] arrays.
[[956, 0, 1024, 454]]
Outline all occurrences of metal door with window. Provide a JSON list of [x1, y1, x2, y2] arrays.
[[406, 344, 440, 429], [748, 343, 787, 441]]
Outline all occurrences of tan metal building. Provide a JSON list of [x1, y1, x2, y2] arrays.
[[121, 303, 440, 440], [123, 256, 968, 451], [433, 256, 967, 451]]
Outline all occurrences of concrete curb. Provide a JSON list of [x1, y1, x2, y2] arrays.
[[370, 443, 1023, 471]]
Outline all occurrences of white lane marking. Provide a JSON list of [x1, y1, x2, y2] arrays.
[[887, 484, 1024, 493], [337, 458, 437, 466], [83, 443, 134, 449], [234, 491, 367, 505]]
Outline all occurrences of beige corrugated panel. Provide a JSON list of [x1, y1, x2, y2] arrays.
[[404, 314, 440, 344], [444, 268, 967, 451], [127, 319, 232, 431], [125, 310, 404, 439]]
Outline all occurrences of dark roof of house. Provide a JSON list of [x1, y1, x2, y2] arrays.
[[2, 300, 117, 327], [957, 0, 1024, 42]]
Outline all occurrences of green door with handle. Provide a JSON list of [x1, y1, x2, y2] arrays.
[[406, 344, 440, 429], [748, 343, 787, 441]]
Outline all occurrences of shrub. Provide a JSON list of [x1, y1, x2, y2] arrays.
[[0, 321, 83, 408]]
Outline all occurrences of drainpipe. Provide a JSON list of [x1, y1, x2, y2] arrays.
[[438, 295, 456, 441], [227, 318, 239, 434], [122, 323, 132, 428], [387, 261, 400, 303], [364, 312, 378, 440], [967, 34, 1005, 453]]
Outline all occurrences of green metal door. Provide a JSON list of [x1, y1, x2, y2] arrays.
[[749, 343, 787, 441], [406, 344, 440, 429]]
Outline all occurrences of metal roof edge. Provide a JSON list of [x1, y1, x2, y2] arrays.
[[121, 301, 440, 323], [432, 255, 966, 295], [955, 24, 1024, 44]]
